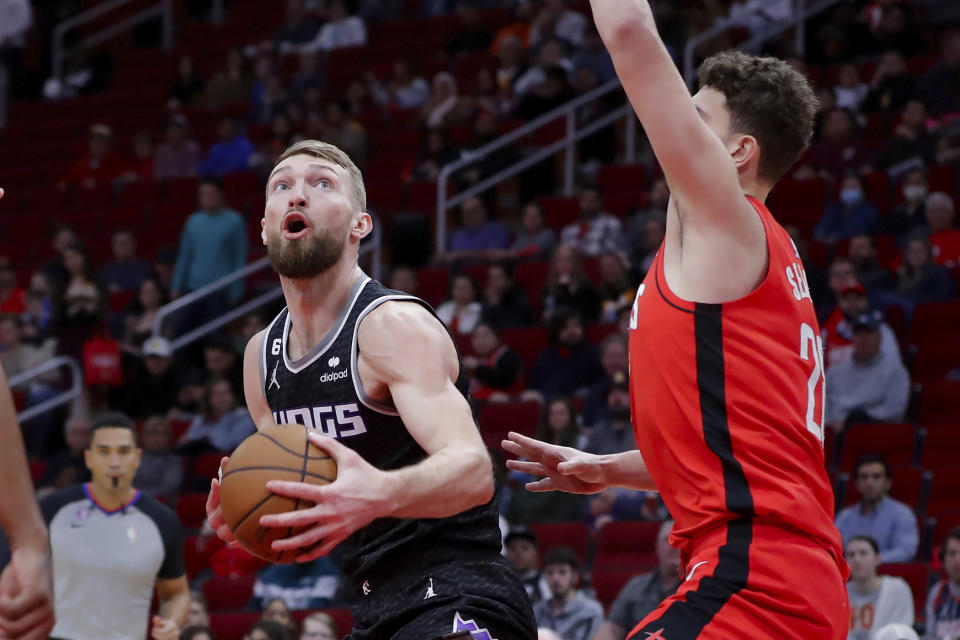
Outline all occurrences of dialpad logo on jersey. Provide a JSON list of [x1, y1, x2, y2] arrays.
[[272, 402, 367, 438], [318, 368, 348, 383], [452, 612, 498, 640]]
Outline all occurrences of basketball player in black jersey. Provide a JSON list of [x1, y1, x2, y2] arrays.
[[204, 142, 536, 640]]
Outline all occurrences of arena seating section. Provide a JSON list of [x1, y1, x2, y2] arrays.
[[4, 0, 960, 632]]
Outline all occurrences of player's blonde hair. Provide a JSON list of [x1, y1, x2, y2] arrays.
[[273, 139, 367, 212]]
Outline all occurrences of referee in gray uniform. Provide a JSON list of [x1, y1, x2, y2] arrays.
[[40, 412, 189, 640]]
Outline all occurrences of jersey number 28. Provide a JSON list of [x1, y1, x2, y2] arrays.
[[800, 323, 825, 443]]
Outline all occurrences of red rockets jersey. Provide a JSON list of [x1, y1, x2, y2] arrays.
[[628, 197, 845, 571]]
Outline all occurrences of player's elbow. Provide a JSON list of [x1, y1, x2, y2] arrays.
[[605, 16, 656, 52], [461, 447, 495, 507]]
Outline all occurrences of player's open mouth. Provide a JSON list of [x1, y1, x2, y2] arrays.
[[282, 212, 310, 239]]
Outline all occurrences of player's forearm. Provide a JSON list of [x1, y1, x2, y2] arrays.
[[380, 445, 494, 519], [602, 450, 657, 492], [0, 367, 48, 549]]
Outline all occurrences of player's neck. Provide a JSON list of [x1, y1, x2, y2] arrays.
[[739, 175, 772, 203], [88, 481, 137, 511], [281, 262, 363, 355]]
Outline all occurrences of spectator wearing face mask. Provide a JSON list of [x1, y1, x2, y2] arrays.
[[815, 175, 880, 244], [879, 168, 929, 239], [925, 192, 960, 268]]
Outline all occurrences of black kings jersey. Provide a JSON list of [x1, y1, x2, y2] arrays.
[[260, 274, 503, 585]]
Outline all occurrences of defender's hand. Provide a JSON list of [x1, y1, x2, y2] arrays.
[[260, 432, 387, 562], [149, 616, 178, 640], [502, 431, 609, 495]]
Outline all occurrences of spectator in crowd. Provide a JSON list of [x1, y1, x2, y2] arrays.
[[59, 124, 128, 190], [0, 313, 56, 377], [845, 535, 914, 640], [299, 612, 338, 640], [271, 0, 319, 53], [481, 263, 533, 328], [581, 334, 628, 429], [834, 63, 869, 111], [245, 620, 296, 640], [118, 336, 180, 419], [439, 197, 510, 263], [171, 177, 248, 324], [154, 114, 200, 179], [592, 521, 682, 640], [0, 260, 24, 313], [818, 256, 860, 322], [410, 127, 460, 182], [560, 186, 624, 257], [814, 175, 880, 244], [895, 236, 955, 303], [627, 178, 668, 254], [533, 547, 603, 640], [515, 64, 577, 121], [508, 397, 588, 523], [35, 416, 92, 495], [41, 225, 78, 292], [181, 626, 216, 640], [55, 243, 107, 360], [572, 27, 615, 83], [870, 100, 937, 173], [436, 273, 483, 336], [198, 117, 254, 176], [447, 2, 494, 57], [542, 246, 601, 322], [916, 31, 960, 116], [252, 113, 300, 171], [367, 59, 429, 110], [304, 0, 367, 53], [100, 230, 153, 294], [584, 372, 636, 456], [633, 211, 666, 277], [464, 320, 523, 401], [862, 50, 915, 114], [122, 278, 167, 354], [836, 454, 919, 563], [185, 592, 210, 629], [168, 55, 205, 110], [204, 48, 252, 109], [879, 168, 929, 239], [822, 285, 901, 368], [133, 415, 183, 502], [178, 377, 255, 454], [260, 598, 297, 633], [494, 34, 529, 100], [531, 0, 586, 48], [313, 100, 368, 167], [803, 108, 872, 180], [596, 253, 636, 323], [421, 74, 461, 130], [847, 235, 894, 291], [925, 192, 960, 268], [509, 201, 557, 260], [250, 74, 289, 125], [925, 528, 960, 640], [528, 307, 603, 400], [249, 557, 341, 612], [203, 335, 244, 401], [514, 39, 573, 97], [504, 526, 550, 603], [825, 312, 910, 429], [388, 266, 418, 296], [871, 4, 924, 57], [491, 2, 535, 53]]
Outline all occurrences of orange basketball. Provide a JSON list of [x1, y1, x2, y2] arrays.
[[219, 424, 337, 563]]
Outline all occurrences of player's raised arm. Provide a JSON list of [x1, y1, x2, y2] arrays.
[[589, 0, 752, 234]]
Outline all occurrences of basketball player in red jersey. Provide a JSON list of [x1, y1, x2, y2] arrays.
[[502, 2, 849, 639]]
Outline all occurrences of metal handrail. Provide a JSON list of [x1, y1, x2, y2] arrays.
[[435, 77, 636, 253], [152, 212, 383, 351], [53, 0, 173, 80], [682, 0, 843, 88], [9, 356, 83, 423]]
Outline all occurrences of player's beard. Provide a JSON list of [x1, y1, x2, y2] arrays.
[[267, 225, 346, 279]]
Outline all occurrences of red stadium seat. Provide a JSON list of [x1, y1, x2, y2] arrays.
[[912, 341, 960, 383], [29, 460, 46, 485], [477, 401, 540, 453], [598, 165, 646, 195], [878, 563, 927, 619], [922, 428, 960, 471], [926, 469, 960, 517], [591, 568, 638, 611], [183, 535, 224, 580], [934, 513, 960, 555], [203, 575, 256, 611], [194, 453, 225, 481], [824, 428, 837, 469], [530, 522, 590, 564], [918, 381, 960, 427], [593, 521, 661, 570], [587, 323, 619, 345], [500, 326, 549, 372], [170, 419, 192, 444], [514, 261, 550, 312], [909, 302, 960, 347], [838, 423, 916, 471], [414, 267, 449, 307], [175, 493, 209, 530], [766, 178, 828, 235], [538, 197, 581, 233], [209, 612, 259, 638]]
